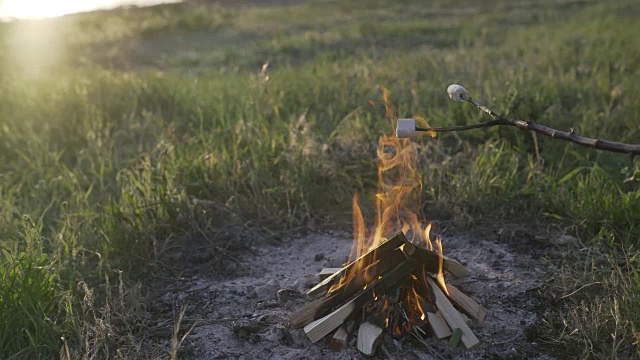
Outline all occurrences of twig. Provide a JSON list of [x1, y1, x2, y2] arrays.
[[409, 331, 447, 360], [557, 281, 604, 301], [492, 330, 522, 345], [416, 98, 640, 155], [171, 307, 197, 360]]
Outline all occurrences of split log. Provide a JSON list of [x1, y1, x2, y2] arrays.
[[446, 284, 487, 321], [318, 268, 341, 280], [290, 247, 410, 327], [303, 261, 414, 343], [289, 293, 339, 328], [330, 320, 355, 351], [307, 234, 406, 297], [427, 278, 479, 349], [426, 311, 452, 339], [442, 258, 471, 279], [304, 297, 356, 343], [403, 240, 470, 278], [357, 322, 383, 356], [308, 232, 468, 300]]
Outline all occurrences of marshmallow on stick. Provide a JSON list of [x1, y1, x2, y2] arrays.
[[395, 118, 417, 138], [447, 84, 469, 102]]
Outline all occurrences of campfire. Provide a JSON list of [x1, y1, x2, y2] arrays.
[[289, 87, 486, 355]]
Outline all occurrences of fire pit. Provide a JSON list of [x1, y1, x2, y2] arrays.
[[290, 232, 485, 355], [290, 97, 486, 356]]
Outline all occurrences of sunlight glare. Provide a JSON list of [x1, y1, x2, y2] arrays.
[[0, 0, 181, 20]]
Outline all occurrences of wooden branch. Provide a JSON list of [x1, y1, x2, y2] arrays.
[[417, 98, 640, 155], [357, 322, 384, 356], [427, 278, 479, 349], [417, 119, 504, 133]]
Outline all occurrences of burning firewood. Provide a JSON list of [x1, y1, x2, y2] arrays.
[[302, 260, 414, 343], [306, 234, 406, 298], [318, 268, 341, 281], [289, 232, 485, 356], [290, 243, 410, 327], [403, 242, 471, 279]]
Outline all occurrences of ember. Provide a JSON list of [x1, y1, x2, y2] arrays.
[[289, 87, 486, 356]]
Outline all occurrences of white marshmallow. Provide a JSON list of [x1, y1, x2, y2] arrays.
[[447, 84, 469, 102], [396, 118, 417, 138]]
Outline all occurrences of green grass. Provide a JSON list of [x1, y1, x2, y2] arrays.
[[0, 0, 639, 358]]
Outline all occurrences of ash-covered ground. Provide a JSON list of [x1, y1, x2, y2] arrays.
[[155, 229, 559, 359]]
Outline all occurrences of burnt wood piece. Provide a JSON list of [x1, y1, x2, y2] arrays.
[[290, 247, 410, 327], [357, 322, 383, 356], [446, 284, 487, 321], [303, 261, 414, 343], [306, 234, 406, 298], [427, 277, 479, 349]]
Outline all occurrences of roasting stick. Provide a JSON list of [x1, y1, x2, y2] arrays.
[[396, 84, 640, 155]]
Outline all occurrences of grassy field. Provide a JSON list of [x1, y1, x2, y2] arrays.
[[0, 0, 639, 358]]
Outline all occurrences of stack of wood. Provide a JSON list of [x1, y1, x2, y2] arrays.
[[289, 232, 486, 356]]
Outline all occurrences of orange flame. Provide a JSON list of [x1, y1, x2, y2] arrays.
[[344, 89, 431, 255], [414, 115, 437, 138], [424, 223, 433, 251], [412, 287, 426, 321], [332, 85, 447, 323], [379, 84, 395, 119], [435, 236, 449, 296], [352, 192, 366, 260]]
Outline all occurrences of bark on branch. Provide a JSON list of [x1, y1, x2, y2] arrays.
[[417, 99, 640, 155]]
